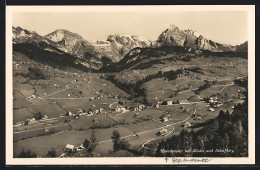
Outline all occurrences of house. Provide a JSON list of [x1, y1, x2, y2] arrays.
[[65, 144, 76, 152], [89, 97, 94, 101], [162, 117, 169, 122], [208, 108, 215, 112], [157, 129, 168, 136], [99, 108, 104, 113], [134, 107, 140, 112], [115, 107, 121, 112], [167, 101, 173, 105], [154, 103, 160, 108], [212, 101, 222, 108], [178, 100, 189, 104], [77, 109, 83, 114], [182, 122, 191, 127], [121, 107, 126, 112], [42, 115, 48, 120], [209, 97, 214, 103]]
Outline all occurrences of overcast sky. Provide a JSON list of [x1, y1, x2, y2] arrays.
[[13, 11, 248, 45]]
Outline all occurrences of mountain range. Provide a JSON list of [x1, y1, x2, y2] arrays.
[[12, 25, 248, 71]]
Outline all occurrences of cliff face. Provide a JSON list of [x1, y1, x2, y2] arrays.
[[44, 29, 96, 58], [154, 24, 236, 52]]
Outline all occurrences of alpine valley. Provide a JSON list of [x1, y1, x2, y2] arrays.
[[12, 24, 248, 158]]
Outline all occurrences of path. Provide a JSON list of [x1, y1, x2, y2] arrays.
[[97, 116, 190, 144]]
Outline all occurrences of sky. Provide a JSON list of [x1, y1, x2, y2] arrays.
[[13, 11, 248, 45]]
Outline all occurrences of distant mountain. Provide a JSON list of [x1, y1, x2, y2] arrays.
[[153, 24, 236, 52], [90, 34, 151, 62], [44, 29, 96, 58], [235, 41, 248, 52]]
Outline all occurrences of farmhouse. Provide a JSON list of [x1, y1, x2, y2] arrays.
[[134, 107, 140, 112], [178, 100, 189, 104], [167, 101, 173, 105], [208, 108, 215, 112], [162, 117, 169, 122], [212, 101, 222, 108], [154, 103, 160, 108], [65, 144, 76, 152], [115, 106, 126, 113], [157, 129, 168, 136], [77, 109, 83, 114], [182, 122, 191, 127]]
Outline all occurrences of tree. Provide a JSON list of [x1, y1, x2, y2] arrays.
[[18, 149, 37, 158], [88, 130, 98, 153], [118, 139, 130, 150], [47, 148, 57, 158], [111, 130, 120, 153], [33, 112, 44, 120], [83, 138, 90, 148]]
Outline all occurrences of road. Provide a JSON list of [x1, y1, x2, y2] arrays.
[[98, 116, 190, 144], [14, 122, 68, 134], [178, 82, 234, 94]]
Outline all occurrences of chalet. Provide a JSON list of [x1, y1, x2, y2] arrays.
[[212, 101, 222, 108], [42, 114, 48, 120], [208, 108, 215, 112], [65, 144, 76, 152], [154, 103, 160, 108], [134, 107, 140, 112], [157, 129, 168, 136], [167, 101, 173, 105], [178, 100, 189, 104], [115, 107, 121, 112], [77, 109, 83, 114], [209, 97, 214, 103], [162, 117, 169, 122], [182, 122, 191, 127]]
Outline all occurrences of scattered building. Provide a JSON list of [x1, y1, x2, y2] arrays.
[[65, 144, 76, 152], [154, 103, 160, 108], [167, 101, 173, 105], [178, 100, 189, 104], [162, 117, 169, 122], [157, 129, 168, 136], [115, 106, 127, 113], [208, 108, 215, 112], [67, 111, 73, 116], [182, 122, 191, 128]]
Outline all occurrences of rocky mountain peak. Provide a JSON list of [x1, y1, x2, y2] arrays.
[[155, 24, 236, 52]]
